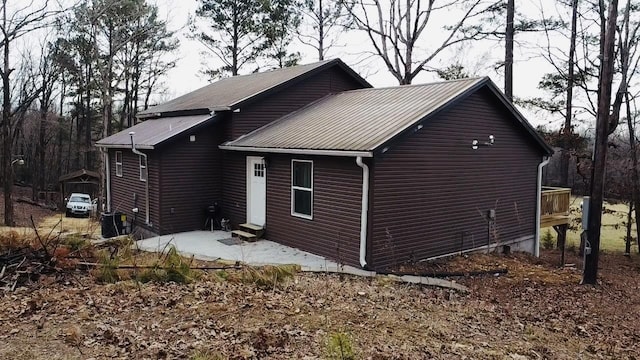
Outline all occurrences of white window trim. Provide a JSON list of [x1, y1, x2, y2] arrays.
[[139, 155, 147, 182], [291, 159, 313, 220], [115, 151, 123, 177]]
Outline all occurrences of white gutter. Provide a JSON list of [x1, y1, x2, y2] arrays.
[[97, 143, 154, 150], [535, 156, 550, 257], [104, 149, 111, 213], [355, 156, 369, 268], [219, 145, 373, 158], [129, 132, 150, 224]]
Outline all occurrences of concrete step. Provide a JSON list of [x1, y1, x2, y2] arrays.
[[239, 223, 265, 238], [232, 230, 257, 242]]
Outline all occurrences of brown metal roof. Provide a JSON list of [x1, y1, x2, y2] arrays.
[[138, 59, 370, 117], [221, 77, 553, 155], [96, 114, 216, 149], [222, 77, 487, 152]]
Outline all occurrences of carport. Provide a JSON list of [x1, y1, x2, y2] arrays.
[[59, 169, 100, 206]]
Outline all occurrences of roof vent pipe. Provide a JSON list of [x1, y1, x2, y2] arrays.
[[356, 156, 369, 268], [129, 132, 150, 224]]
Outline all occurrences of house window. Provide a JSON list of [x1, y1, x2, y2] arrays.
[[139, 156, 147, 182], [254, 162, 265, 177], [115, 151, 123, 177], [291, 160, 313, 219]]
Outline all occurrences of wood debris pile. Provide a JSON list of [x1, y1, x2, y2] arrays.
[[0, 244, 55, 291], [0, 216, 80, 292]]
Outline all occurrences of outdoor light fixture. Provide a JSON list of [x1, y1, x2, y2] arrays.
[[471, 135, 495, 150], [11, 155, 24, 166]]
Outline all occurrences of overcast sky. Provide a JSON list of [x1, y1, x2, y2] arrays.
[[151, 0, 569, 127]]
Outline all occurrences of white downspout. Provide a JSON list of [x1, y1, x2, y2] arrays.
[[104, 149, 111, 213], [129, 132, 150, 224], [356, 156, 369, 268], [535, 156, 550, 257]]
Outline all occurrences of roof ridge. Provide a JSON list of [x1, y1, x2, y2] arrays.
[[340, 76, 487, 94], [219, 59, 336, 80]]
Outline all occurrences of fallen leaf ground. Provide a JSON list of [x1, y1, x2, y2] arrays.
[[1, 249, 639, 360]]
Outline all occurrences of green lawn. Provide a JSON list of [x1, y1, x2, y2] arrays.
[[542, 196, 638, 253]]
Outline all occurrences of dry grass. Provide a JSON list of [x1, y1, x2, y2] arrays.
[[37, 215, 100, 238], [561, 196, 637, 253], [0, 214, 99, 243]]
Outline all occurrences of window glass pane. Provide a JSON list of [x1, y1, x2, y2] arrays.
[[294, 189, 311, 216], [293, 162, 311, 188]]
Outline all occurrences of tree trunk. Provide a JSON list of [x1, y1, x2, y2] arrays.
[[625, 201, 632, 255], [318, 0, 324, 60], [557, 0, 579, 250], [37, 90, 47, 200], [625, 92, 640, 254], [504, 0, 514, 101], [583, 0, 618, 285], [2, 0, 14, 226]]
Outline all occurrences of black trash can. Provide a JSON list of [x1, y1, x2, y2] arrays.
[[102, 212, 125, 238], [101, 213, 117, 238]]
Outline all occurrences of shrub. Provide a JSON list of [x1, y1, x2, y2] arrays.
[[136, 246, 196, 284], [63, 234, 89, 252], [325, 332, 355, 360], [542, 230, 555, 250], [232, 264, 299, 289], [94, 253, 120, 283]]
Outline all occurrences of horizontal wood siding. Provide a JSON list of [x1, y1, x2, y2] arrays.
[[267, 155, 362, 265], [221, 151, 247, 227], [371, 89, 542, 270], [229, 66, 364, 140], [157, 122, 224, 234], [109, 149, 160, 233]]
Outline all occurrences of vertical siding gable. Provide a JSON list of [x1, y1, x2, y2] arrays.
[[371, 88, 542, 269], [228, 66, 365, 140]]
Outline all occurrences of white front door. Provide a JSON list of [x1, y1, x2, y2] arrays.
[[247, 156, 266, 226]]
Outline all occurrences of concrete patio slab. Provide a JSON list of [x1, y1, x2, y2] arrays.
[[135, 230, 468, 291], [135, 230, 371, 274]]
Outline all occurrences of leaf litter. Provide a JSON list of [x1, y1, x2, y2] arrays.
[[0, 243, 638, 359]]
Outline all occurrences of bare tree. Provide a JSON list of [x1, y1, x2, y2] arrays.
[[583, 0, 619, 285], [626, 94, 640, 254], [342, 0, 501, 85], [0, 0, 58, 226], [297, 0, 352, 60], [559, 0, 579, 192]]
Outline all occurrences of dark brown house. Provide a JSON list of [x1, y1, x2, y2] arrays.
[[96, 59, 369, 236], [97, 59, 553, 270]]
